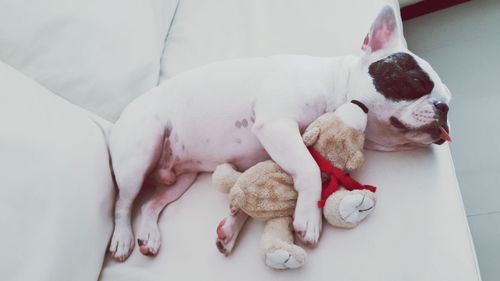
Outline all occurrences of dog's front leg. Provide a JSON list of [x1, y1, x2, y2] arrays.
[[252, 118, 322, 245]]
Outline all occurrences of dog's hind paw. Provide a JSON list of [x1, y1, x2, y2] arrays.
[[137, 222, 161, 256], [109, 226, 135, 262]]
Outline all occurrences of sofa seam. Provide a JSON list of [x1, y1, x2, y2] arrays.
[[157, 0, 181, 85]]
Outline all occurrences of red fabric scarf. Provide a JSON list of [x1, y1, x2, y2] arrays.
[[308, 147, 377, 208]]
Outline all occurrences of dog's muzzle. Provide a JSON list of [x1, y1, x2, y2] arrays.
[[389, 100, 452, 145]]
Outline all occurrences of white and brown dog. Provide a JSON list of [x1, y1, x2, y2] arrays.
[[108, 6, 452, 262]]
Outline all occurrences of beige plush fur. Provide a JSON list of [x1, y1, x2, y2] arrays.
[[212, 106, 376, 269], [304, 112, 365, 171]]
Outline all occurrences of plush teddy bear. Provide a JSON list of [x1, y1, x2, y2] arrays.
[[212, 101, 377, 270]]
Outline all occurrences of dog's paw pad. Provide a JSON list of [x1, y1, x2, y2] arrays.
[[265, 249, 305, 270], [109, 227, 135, 262], [137, 223, 161, 256], [215, 218, 237, 255]]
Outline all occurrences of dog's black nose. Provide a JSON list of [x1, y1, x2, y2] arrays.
[[434, 101, 449, 116]]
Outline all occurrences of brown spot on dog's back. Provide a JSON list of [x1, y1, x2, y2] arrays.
[[241, 119, 248, 128], [235, 121, 242, 128]]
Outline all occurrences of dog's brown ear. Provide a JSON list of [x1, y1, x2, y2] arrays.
[[302, 126, 320, 147], [362, 5, 407, 53]]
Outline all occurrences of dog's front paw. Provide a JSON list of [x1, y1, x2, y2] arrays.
[[293, 205, 322, 245], [109, 226, 135, 262], [137, 221, 161, 256]]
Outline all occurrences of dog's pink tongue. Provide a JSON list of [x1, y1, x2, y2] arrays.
[[440, 127, 452, 142]]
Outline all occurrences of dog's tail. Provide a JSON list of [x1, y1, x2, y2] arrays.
[[212, 163, 241, 193]]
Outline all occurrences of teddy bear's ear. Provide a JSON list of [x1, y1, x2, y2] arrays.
[[302, 126, 320, 146], [346, 151, 364, 171]]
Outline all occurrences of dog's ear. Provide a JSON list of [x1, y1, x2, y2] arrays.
[[362, 5, 407, 53]]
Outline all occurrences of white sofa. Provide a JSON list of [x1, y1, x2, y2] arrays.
[[0, 1, 481, 281]]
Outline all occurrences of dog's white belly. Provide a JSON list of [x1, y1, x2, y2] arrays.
[[167, 94, 269, 173], [136, 55, 345, 175]]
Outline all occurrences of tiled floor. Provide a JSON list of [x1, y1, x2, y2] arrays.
[[404, 1, 500, 280]]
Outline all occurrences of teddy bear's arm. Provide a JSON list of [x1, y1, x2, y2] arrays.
[[345, 150, 365, 171], [302, 126, 320, 147]]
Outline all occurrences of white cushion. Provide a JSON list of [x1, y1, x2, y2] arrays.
[[161, 0, 387, 79], [0, 61, 114, 281], [0, 0, 178, 121], [101, 149, 480, 281], [100, 0, 481, 281]]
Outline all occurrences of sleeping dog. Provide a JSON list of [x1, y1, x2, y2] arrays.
[[108, 6, 451, 262]]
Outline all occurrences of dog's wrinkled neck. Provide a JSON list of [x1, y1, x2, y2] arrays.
[[325, 56, 360, 113]]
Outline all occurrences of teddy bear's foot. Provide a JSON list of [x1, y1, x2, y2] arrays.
[[262, 217, 307, 270], [324, 189, 376, 228], [265, 247, 307, 270], [339, 190, 375, 224]]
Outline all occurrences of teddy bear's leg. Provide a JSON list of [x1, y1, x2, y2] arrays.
[[212, 163, 242, 193], [262, 217, 307, 270], [323, 189, 376, 229], [216, 208, 249, 255]]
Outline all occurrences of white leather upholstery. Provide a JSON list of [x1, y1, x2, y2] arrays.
[[0, 0, 178, 121], [0, 61, 115, 281]]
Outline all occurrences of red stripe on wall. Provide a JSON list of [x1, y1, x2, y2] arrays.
[[401, 0, 470, 21]]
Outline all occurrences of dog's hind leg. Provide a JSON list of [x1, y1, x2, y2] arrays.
[[137, 172, 198, 256], [108, 111, 165, 262]]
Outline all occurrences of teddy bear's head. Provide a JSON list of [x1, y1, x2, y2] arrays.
[[302, 102, 367, 172]]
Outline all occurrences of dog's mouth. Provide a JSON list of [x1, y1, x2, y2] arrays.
[[389, 116, 452, 145], [434, 126, 452, 144]]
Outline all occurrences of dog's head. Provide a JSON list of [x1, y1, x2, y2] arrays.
[[347, 6, 452, 151]]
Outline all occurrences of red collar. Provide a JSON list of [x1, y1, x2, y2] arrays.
[[307, 147, 376, 208]]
